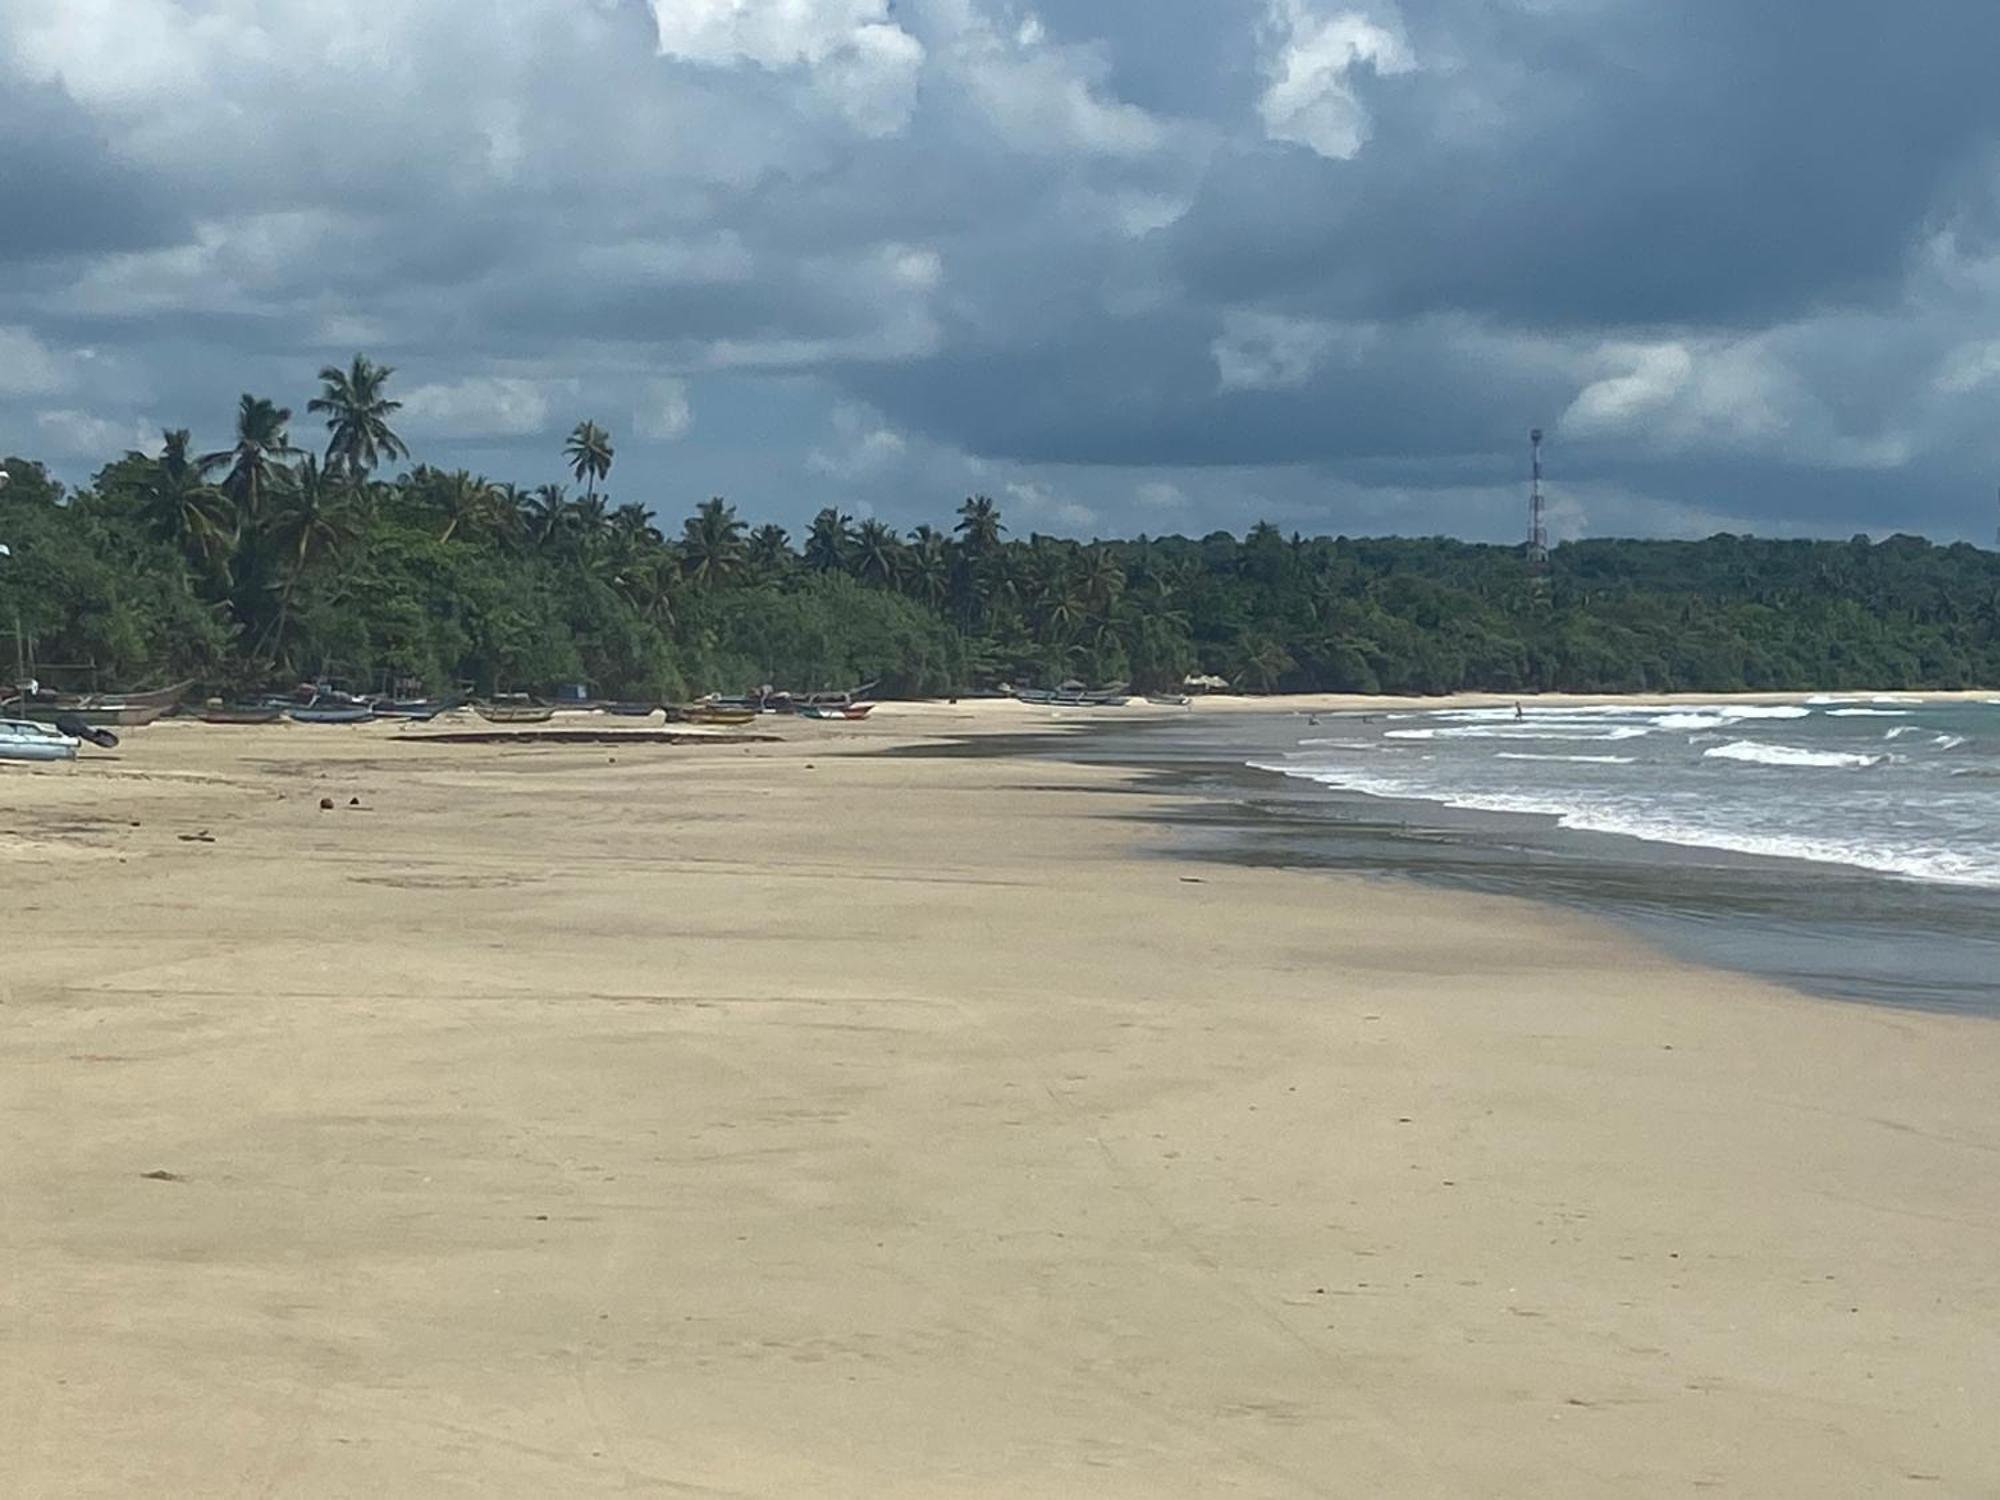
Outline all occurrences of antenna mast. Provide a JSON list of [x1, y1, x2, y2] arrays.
[[1527, 428, 1548, 567]]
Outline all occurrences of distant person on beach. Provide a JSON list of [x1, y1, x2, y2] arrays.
[[1514, 701, 1524, 720]]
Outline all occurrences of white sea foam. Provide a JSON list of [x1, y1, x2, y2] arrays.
[[1254, 762, 2000, 887], [1494, 753, 1637, 765], [1885, 725, 1917, 740], [1933, 734, 1968, 751], [1648, 705, 1814, 730], [1704, 740, 1884, 769], [1386, 725, 1652, 742], [1827, 708, 1909, 717]]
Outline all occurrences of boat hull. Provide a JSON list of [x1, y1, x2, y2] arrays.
[[5, 699, 174, 727], [287, 706, 375, 724], [0, 719, 81, 762], [474, 706, 556, 724], [201, 704, 285, 725], [372, 699, 458, 722]]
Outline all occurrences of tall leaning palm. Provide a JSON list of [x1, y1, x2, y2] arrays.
[[260, 455, 358, 661], [955, 494, 1004, 555], [564, 420, 614, 500], [203, 394, 298, 524], [140, 429, 232, 580], [434, 469, 498, 544], [308, 354, 408, 478]]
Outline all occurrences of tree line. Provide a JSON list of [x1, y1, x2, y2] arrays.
[[5, 356, 2000, 698]]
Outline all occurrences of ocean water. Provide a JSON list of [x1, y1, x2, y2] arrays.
[[1015, 699, 2000, 1017], [1253, 697, 2000, 889]]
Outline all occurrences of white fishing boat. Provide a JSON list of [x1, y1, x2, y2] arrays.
[[0, 718, 81, 763]]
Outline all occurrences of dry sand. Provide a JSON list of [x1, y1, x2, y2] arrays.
[[2, 702, 1996, 1497]]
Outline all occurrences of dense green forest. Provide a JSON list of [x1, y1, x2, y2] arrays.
[[5, 358, 2000, 698]]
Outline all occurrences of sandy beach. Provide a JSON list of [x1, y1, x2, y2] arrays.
[[3, 702, 1997, 1497]]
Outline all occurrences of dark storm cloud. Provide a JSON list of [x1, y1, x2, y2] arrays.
[[8, 0, 2000, 540], [847, 310, 1571, 467], [1165, 1, 2000, 329], [0, 74, 185, 261], [1032, 0, 1262, 120]]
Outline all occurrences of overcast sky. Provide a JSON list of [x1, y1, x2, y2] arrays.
[[6, 0, 2000, 544]]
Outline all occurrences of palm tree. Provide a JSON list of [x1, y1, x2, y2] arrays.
[[486, 482, 526, 547], [569, 492, 609, 541], [902, 526, 951, 610], [564, 420, 614, 499], [138, 429, 231, 578], [203, 394, 298, 523], [524, 484, 570, 547], [1231, 633, 1296, 694], [951, 496, 1008, 629], [620, 549, 682, 631], [611, 503, 660, 550], [747, 523, 793, 579], [307, 354, 408, 477], [804, 507, 854, 572], [680, 497, 747, 587], [1082, 547, 1126, 617], [955, 494, 1004, 554], [434, 469, 499, 544], [261, 455, 358, 659], [852, 518, 902, 585]]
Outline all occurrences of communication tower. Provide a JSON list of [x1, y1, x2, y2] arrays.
[[1526, 428, 1548, 567]]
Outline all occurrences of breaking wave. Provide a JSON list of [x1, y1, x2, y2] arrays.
[[1703, 741, 1884, 769]]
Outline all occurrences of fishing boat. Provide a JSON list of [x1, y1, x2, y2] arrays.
[[1145, 693, 1192, 707], [1011, 680, 1130, 708], [475, 695, 556, 724], [683, 704, 758, 727], [796, 683, 878, 711], [3, 677, 191, 726], [288, 696, 375, 724], [7, 698, 177, 727], [200, 701, 285, 725], [370, 696, 459, 722], [797, 702, 876, 721], [101, 679, 192, 709], [0, 718, 81, 763], [3, 683, 186, 727], [19, 679, 191, 711], [604, 702, 661, 717]]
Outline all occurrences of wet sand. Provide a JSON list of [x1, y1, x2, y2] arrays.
[[2, 703, 1996, 1496]]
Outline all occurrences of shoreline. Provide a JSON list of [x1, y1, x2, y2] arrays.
[[1120, 749, 2000, 1018], [1007, 699, 2000, 1018], [3, 711, 1997, 1494], [1138, 687, 2000, 714]]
